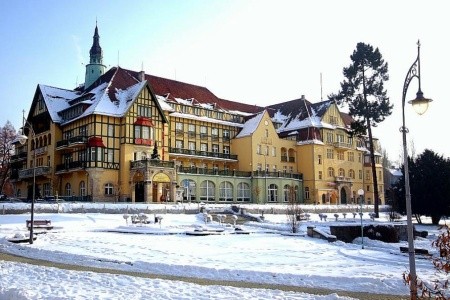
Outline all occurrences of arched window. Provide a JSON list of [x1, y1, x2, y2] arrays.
[[48, 133, 51, 145], [349, 169, 355, 179], [104, 183, 114, 195], [283, 184, 291, 202], [338, 168, 345, 177], [79, 181, 86, 196], [181, 179, 196, 202], [219, 181, 233, 202], [237, 182, 250, 202], [200, 180, 215, 202], [268, 184, 278, 202], [65, 183, 71, 196], [328, 167, 334, 177]]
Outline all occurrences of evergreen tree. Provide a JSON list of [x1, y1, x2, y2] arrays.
[[330, 42, 393, 217], [395, 149, 450, 225]]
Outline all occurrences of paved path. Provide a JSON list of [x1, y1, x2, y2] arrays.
[[0, 252, 407, 300]]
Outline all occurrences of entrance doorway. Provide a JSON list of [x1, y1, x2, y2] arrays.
[[135, 182, 144, 202], [340, 187, 348, 204]]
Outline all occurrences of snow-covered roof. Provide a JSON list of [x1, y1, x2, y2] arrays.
[[235, 111, 265, 138], [39, 84, 79, 123]]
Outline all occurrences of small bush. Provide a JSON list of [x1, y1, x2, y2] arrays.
[[364, 225, 399, 243]]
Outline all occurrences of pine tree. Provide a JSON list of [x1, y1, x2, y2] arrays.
[[331, 42, 393, 218]]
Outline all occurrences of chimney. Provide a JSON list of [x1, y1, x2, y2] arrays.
[[139, 70, 145, 82], [301, 95, 305, 100]]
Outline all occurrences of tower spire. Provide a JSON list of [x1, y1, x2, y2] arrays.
[[85, 22, 106, 89]]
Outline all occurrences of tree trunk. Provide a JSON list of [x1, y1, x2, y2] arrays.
[[366, 119, 380, 218], [431, 214, 441, 225]]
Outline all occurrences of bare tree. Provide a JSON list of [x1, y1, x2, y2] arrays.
[[0, 121, 17, 195], [286, 185, 303, 233]]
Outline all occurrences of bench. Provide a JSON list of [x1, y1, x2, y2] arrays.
[[26, 219, 53, 230], [400, 246, 430, 256]]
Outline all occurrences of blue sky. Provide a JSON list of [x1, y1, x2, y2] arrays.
[[1, 0, 448, 161]]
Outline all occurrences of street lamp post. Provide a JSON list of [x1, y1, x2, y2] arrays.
[[14, 119, 36, 244], [358, 189, 364, 249], [401, 40, 432, 300]]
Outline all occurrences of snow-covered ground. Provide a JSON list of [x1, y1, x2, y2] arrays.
[[0, 203, 446, 299]]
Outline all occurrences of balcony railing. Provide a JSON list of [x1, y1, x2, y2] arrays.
[[333, 142, 353, 149], [18, 166, 51, 179], [11, 151, 28, 161], [177, 167, 302, 179], [56, 136, 87, 149], [169, 147, 238, 160], [252, 170, 303, 180], [178, 167, 252, 177], [130, 159, 175, 169], [56, 161, 86, 173], [335, 176, 353, 182]]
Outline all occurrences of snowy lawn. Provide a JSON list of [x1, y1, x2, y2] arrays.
[[0, 203, 447, 299]]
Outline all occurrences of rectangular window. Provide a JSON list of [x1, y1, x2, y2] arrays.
[[108, 124, 114, 137], [365, 170, 370, 180], [256, 144, 261, 155], [348, 152, 354, 162], [175, 122, 183, 132], [200, 126, 207, 135], [337, 152, 344, 160], [318, 155, 322, 164], [272, 147, 276, 157], [134, 126, 141, 139], [318, 171, 322, 180], [175, 140, 183, 149], [358, 153, 362, 163], [359, 170, 363, 179], [326, 149, 334, 159], [336, 134, 345, 143], [188, 141, 195, 151], [142, 127, 149, 139], [304, 187, 310, 200], [211, 128, 218, 136], [223, 146, 230, 154], [106, 149, 113, 163], [200, 143, 207, 152], [223, 129, 230, 140], [212, 144, 219, 153], [188, 124, 195, 133], [326, 132, 334, 143]]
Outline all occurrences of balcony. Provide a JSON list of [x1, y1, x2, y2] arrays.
[[18, 166, 51, 179], [56, 136, 87, 150], [333, 142, 353, 150], [55, 161, 86, 173], [130, 159, 175, 170], [178, 167, 252, 177], [11, 151, 28, 162], [169, 147, 238, 160], [252, 170, 303, 180], [335, 176, 353, 183]]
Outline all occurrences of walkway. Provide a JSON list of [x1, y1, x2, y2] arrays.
[[0, 251, 406, 300]]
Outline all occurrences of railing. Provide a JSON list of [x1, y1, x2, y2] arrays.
[[56, 140, 69, 148], [68, 136, 87, 144], [130, 159, 175, 169], [56, 161, 86, 172], [333, 142, 353, 149], [178, 167, 252, 177], [335, 176, 353, 182], [289, 156, 295, 163], [252, 170, 303, 180], [281, 156, 287, 162], [11, 152, 28, 161], [169, 147, 238, 160], [18, 166, 51, 178]]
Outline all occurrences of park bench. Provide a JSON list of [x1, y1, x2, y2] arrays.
[[26, 219, 53, 230], [400, 246, 430, 256]]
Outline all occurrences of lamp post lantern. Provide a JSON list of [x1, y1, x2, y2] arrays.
[[401, 40, 432, 300], [14, 118, 37, 244], [357, 188, 365, 249]]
